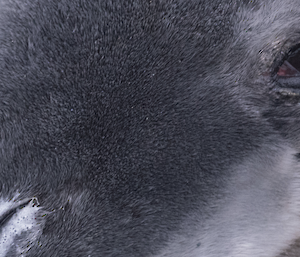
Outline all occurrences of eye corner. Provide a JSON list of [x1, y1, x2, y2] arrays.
[[272, 43, 300, 83]]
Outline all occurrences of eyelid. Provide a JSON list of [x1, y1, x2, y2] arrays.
[[276, 44, 300, 73], [274, 44, 300, 89], [277, 60, 300, 77]]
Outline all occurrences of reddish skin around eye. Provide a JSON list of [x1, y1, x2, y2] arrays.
[[277, 61, 300, 77]]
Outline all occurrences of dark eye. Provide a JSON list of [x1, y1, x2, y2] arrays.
[[276, 46, 300, 88]]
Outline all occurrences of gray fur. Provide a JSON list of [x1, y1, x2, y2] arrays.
[[0, 0, 300, 256]]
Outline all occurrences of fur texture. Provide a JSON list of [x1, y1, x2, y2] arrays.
[[0, 0, 300, 256]]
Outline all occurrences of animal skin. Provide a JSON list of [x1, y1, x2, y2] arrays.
[[0, 0, 300, 256]]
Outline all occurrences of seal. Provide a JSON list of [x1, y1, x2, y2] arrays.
[[0, 0, 300, 256]]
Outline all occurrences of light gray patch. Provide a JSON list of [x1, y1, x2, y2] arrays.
[[0, 194, 46, 257], [154, 145, 300, 257]]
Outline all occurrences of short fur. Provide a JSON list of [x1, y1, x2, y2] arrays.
[[0, 0, 300, 256]]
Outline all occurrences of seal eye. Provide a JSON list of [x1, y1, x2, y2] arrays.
[[277, 46, 300, 88]]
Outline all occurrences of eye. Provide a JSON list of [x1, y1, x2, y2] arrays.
[[276, 45, 300, 88]]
